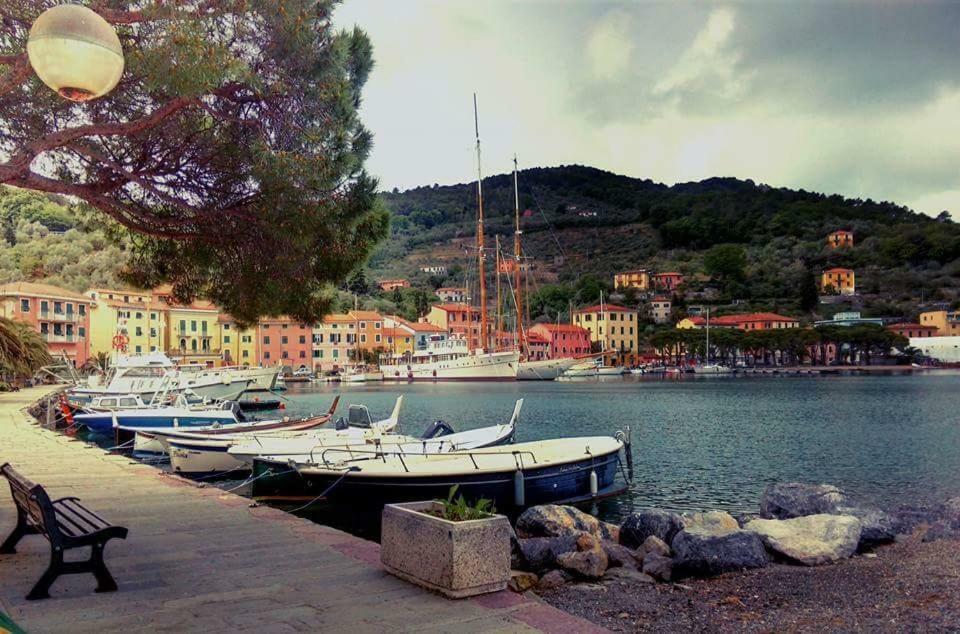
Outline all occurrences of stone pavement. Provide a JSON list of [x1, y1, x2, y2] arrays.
[[0, 387, 606, 633]]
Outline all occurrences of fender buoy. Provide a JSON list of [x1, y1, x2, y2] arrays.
[[279, 403, 285, 410]]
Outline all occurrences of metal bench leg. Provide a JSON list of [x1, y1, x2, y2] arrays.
[[26, 548, 63, 601], [91, 542, 118, 593], [0, 510, 38, 554]]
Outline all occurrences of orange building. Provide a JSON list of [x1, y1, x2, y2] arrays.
[[350, 310, 385, 353], [258, 317, 312, 369], [528, 323, 591, 359], [827, 230, 854, 249], [821, 268, 856, 295], [426, 303, 482, 349], [652, 272, 684, 292], [0, 282, 93, 367], [378, 279, 410, 292], [919, 310, 960, 336], [613, 270, 650, 291], [886, 323, 938, 339]]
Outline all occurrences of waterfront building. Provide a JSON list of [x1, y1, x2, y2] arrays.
[[813, 311, 884, 328], [572, 304, 638, 366], [525, 332, 550, 361], [911, 336, 960, 364], [650, 296, 672, 324], [312, 314, 355, 371], [919, 310, 960, 336], [613, 269, 650, 291], [85, 288, 166, 357], [887, 323, 938, 339], [259, 317, 311, 369], [427, 303, 481, 350], [0, 282, 92, 367], [827, 230, 854, 249], [436, 287, 467, 303], [528, 323, 591, 358], [164, 300, 221, 366], [217, 315, 257, 366], [382, 326, 415, 357], [678, 313, 800, 330], [651, 272, 684, 292], [377, 279, 409, 292], [350, 310, 385, 354], [383, 315, 447, 350], [821, 268, 856, 295]]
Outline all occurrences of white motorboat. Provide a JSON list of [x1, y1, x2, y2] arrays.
[[179, 364, 280, 392], [693, 364, 734, 374], [342, 366, 385, 383], [516, 357, 586, 381], [380, 337, 519, 381], [597, 365, 627, 376]]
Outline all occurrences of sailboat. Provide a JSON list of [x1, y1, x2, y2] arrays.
[[511, 156, 591, 381], [379, 95, 519, 380], [693, 308, 733, 374]]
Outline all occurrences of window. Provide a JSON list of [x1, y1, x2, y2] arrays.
[[20, 299, 30, 312], [54, 323, 63, 335], [78, 327, 85, 338], [281, 336, 288, 344], [79, 304, 85, 316], [375, 334, 381, 343], [135, 345, 142, 354], [191, 320, 197, 332], [135, 326, 143, 336], [264, 351, 271, 359], [242, 335, 251, 343], [123, 295, 129, 303], [191, 340, 197, 351], [135, 312, 143, 319], [299, 335, 305, 344], [224, 335, 231, 343], [223, 323, 231, 330], [202, 321, 208, 333], [264, 336, 271, 344], [150, 328, 157, 337], [375, 322, 381, 329], [332, 349, 339, 359], [180, 319, 186, 333], [150, 312, 156, 320], [282, 323, 288, 329], [299, 351, 306, 358], [282, 351, 289, 359], [360, 334, 367, 343], [242, 350, 249, 358], [150, 346, 157, 352]]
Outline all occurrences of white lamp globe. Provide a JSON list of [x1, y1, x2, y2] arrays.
[[27, 4, 124, 102]]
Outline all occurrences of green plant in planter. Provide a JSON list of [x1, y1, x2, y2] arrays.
[[433, 485, 496, 521]]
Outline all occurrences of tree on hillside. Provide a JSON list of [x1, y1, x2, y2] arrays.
[[0, 1, 388, 324], [704, 244, 747, 282], [347, 269, 370, 296], [799, 268, 820, 312]]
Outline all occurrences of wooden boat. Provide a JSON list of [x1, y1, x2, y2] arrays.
[[251, 431, 629, 509]]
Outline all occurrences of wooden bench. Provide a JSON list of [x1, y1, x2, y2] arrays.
[[0, 463, 128, 600]]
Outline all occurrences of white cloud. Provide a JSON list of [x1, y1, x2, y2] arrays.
[[586, 11, 634, 82]]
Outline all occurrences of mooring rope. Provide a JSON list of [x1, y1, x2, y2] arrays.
[[221, 468, 276, 493], [105, 438, 136, 451], [192, 463, 247, 481], [284, 468, 356, 514]]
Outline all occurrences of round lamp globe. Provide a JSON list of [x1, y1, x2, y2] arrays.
[[27, 4, 124, 102]]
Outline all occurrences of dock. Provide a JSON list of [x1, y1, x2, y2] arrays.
[[0, 388, 601, 633]]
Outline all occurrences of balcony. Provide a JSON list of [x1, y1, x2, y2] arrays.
[[39, 311, 79, 323], [41, 333, 76, 343], [168, 348, 221, 358]]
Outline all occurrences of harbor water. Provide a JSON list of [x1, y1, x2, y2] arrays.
[[273, 372, 960, 529]]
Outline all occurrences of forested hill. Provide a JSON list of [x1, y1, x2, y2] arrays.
[[370, 165, 959, 320]]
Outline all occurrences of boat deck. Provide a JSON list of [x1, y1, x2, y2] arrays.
[[0, 387, 601, 633]]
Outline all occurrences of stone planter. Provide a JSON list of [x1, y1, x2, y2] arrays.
[[381, 501, 511, 598]]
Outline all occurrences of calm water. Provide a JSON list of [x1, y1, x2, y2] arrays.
[[275, 372, 960, 526]]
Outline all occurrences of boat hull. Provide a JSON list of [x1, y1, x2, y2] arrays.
[[516, 357, 583, 381], [381, 350, 519, 381], [251, 448, 622, 509]]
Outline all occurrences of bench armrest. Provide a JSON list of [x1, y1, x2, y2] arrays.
[[51, 496, 81, 504]]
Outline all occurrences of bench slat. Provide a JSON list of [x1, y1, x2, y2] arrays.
[[54, 503, 105, 534], [58, 499, 110, 529]]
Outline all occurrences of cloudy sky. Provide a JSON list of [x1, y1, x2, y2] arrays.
[[335, 1, 960, 216]]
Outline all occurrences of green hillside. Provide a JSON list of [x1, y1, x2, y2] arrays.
[[371, 166, 960, 322]]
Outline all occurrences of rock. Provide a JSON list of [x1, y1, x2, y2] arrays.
[[604, 567, 655, 584], [641, 552, 673, 582], [508, 570, 539, 593], [600, 521, 620, 543], [510, 525, 527, 570], [537, 569, 571, 590], [517, 535, 579, 573], [601, 541, 640, 569], [745, 514, 861, 565], [760, 483, 846, 519], [576, 531, 598, 552], [620, 509, 685, 548], [683, 511, 739, 533], [640, 535, 671, 557], [557, 542, 609, 579], [672, 527, 768, 577], [516, 505, 602, 539], [838, 506, 896, 548]]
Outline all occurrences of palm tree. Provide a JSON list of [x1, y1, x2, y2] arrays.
[[0, 317, 52, 381]]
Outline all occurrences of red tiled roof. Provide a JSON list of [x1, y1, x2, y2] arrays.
[[349, 310, 383, 321], [432, 303, 478, 312], [823, 267, 853, 273], [574, 304, 634, 313], [526, 332, 550, 343], [0, 282, 92, 302], [689, 313, 798, 326], [829, 230, 853, 235], [654, 272, 683, 277]]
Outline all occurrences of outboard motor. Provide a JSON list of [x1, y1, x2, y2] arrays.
[[334, 416, 349, 431], [420, 420, 455, 439], [222, 400, 246, 422]]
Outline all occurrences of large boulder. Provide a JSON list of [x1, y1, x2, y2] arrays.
[[601, 541, 639, 569], [517, 535, 579, 573], [682, 511, 739, 533], [640, 535, 671, 557], [837, 506, 895, 548], [671, 525, 768, 577], [516, 505, 602, 539], [745, 514, 861, 565], [556, 535, 609, 579], [620, 509, 685, 548], [760, 483, 846, 519], [641, 552, 673, 582]]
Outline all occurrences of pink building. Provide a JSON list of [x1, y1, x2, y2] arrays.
[[257, 317, 312, 369], [528, 323, 591, 359], [652, 272, 685, 292], [0, 282, 93, 367]]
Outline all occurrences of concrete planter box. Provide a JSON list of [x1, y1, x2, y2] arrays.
[[381, 501, 511, 598]]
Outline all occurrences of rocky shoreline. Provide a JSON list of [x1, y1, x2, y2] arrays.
[[506, 483, 960, 631]]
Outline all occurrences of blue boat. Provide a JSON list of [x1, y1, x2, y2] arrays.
[[73, 402, 242, 436], [250, 434, 630, 509]]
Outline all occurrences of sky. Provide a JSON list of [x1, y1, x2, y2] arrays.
[[334, 1, 960, 217]]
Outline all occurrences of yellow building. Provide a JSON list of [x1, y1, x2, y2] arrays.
[[217, 315, 258, 366], [919, 310, 960, 336], [826, 230, 854, 249], [614, 270, 650, 291], [85, 288, 166, 357], [821, 268, 856, 295], [572, 303, 639, 366], [165, 301, 221, 366]]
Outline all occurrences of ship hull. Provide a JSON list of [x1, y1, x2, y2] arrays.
[[382, 350, 519, 381]]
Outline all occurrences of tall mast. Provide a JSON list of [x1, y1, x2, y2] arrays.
[[513, 155, 524, 356], [473, 94, 489, 351], [495, 234, 503, 351]]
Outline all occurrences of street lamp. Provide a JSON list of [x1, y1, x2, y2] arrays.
[[26, 4, 124, 102]]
